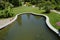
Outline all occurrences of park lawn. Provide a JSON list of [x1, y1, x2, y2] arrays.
[[45, 12, 60, 29], [12, 6, 45, 14], [12, 6, 60, 29]]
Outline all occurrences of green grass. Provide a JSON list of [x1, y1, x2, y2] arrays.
[[12, 6, 45, 14], [45, 12, 60, 29]]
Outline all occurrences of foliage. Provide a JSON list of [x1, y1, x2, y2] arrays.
[[38, 1, 52, 13], [0, 1, 5, 10], [0, 0, 13, 10], [19, 2, 22, 6], [30, 0, 36, 5], [23, 0, 60, 11], [2, 0, 21, 7], [44, 1, 52, 13], [25, 2, 31, 6], [10, 0, 19, 7], [54, 5, 60, 11], [0, 6, 14, 18]]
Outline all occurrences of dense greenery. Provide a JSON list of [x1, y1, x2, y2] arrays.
[[0, 0, 60, 18], [23, 0, 60, 12], [8, 0, 19, 7], [0, 0, 60, 11], [0, 0, 21, 18], [0, 1, 14, 18], [0, 6, 14, 18], [0, 0, 60, 9]]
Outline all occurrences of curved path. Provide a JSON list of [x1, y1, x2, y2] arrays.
[[51, 10, 60, 14]]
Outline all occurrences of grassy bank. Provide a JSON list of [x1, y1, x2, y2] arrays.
[[45, 12, 60, 29], [12, 6, 45, 14]]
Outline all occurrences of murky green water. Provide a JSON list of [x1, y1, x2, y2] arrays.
[[0, 13, 59, 40]]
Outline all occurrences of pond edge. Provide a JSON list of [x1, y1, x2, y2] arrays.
[[0, 12, 60, 36]]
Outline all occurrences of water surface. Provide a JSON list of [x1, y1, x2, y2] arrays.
[[0, 13, 59, 40]]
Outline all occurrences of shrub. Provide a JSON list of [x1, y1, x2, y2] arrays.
[[38, 1, 52, 13], [4, 9, 13, 18], [26, 2, 31, 6], [45, 9, 50, 13], [31, 0, 36, 5], [0, 7, 14, 18], [54, 6, 60, 11], [0, 1, 5, 10], [0, 11, 4, 18], [19, 2, 22, 6], [44, 6, 51, 13], [10, 0, 20, 7], [0, 1, 14, 10], [38, 3, 45, 10]]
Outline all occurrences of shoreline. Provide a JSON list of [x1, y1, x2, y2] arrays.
[[0, 12, 59, 36]]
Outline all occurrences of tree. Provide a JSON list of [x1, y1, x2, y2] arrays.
[[0, 1, 5, 10], [44, 1, 52, 13], [5, 0, 20, 7]]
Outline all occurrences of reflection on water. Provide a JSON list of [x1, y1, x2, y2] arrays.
[[0, 13, 60, 40], [17, 15, 22, 25]]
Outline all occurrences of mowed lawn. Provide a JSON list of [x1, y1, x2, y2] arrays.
[[12, 6, 45, 14], [13, 6, 60, 29]]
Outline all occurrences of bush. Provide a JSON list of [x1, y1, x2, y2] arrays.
[[19, 2, 22, 6], [0, 1, 14, 10], [45, 5, 51, 13], [0, 11, 4, 18], [31, 0, 36, 5], [38, 1, 52, 13], [26, 2, 31, 6], [0, 1, 5, 10], [45, 9, 50, 13], [10, 0, 20, 7], [54, 6, 60, 11], [0, 7, 14, 18], [4, 9, 13, 18]]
